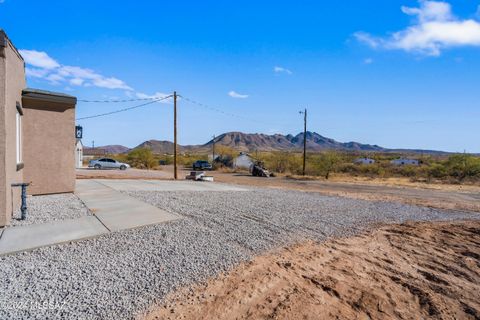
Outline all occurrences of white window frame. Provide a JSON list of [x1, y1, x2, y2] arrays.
[[15, 103, 23, 167]]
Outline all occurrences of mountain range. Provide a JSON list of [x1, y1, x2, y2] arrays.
[[88, 131, 448, 155]]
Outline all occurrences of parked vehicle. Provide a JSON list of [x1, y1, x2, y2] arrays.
[[250, 161, 273, 177], [192, 160, 212, 171], [88, 158, 130, 170]]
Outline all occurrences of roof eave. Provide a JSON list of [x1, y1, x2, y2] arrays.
[[22, 88, 77, 105]]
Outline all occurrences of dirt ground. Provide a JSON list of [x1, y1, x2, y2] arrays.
[[77, 166, 480, 212], [143, 220, 480, 320], [212, 172, 480, 212], [76, 168, 171, 180]]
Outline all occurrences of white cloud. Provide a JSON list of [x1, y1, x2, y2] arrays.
[[25, 68, 50, 78], [136, 92, 169, 99], [135, 91, 173, 103], [274, 66, 292, 74], [91, 76, 131, 90], [45, 73, 65, 84], [364, 58, 374, 64], [401, 1, 453, 22], [354, 1, 480, 56], [20, 49, 132, 90], [69, 78, 84, 86], [228, 90, 249, 99], [354, 32, 380, 49], [19, 50, 60, 69]]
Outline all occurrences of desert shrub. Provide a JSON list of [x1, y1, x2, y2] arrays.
[[395, 165, 419, 177], [337, 163, 358, 175], [338, 162, 388, 178], [126, 148, 157, 169], [215, 146, 237, 160], [212, 146, 237, 169], [268, 152, 290, 173], [444, 154, 480, 182], [307, 151, 341, 179], [111, 153, 128, 163], [157, 155, 174, 165], [177, 154, 208, 167], [428, 163, 448, 179], [258, 152, 303, 175]]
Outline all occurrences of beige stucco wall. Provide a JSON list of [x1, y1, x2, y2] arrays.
[[0, 34, 26, 226], [0, 38, 6, 226], [22, 100, 75, 195]]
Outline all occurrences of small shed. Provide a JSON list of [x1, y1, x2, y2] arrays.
[[233, 152, 254, 169], [391, 158, 419, 166], [354, 157, 375, 165]]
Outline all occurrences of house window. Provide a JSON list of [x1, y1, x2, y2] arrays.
[[15, 102, 23, 169]]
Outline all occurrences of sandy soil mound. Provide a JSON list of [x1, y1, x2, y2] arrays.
[[144, 220, 480, 320]]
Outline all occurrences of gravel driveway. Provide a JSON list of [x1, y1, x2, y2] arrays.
[[0, 188, 478, 319]]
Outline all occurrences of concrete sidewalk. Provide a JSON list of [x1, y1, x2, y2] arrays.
[[75, 180, 180, 231], [0, 216, 108, 255], [0, 179, 181, 255], [93, 179, 249, 192]]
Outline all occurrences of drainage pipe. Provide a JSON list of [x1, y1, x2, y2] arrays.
[[11, 183, 30, 220]]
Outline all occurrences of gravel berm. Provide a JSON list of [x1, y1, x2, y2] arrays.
[[0, 188, 478, 319]]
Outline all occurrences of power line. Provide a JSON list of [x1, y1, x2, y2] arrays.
[[179, 95, 287, 127], [76, 95, 173, 121], [78, 97, 164, 103], [77, 93, 288, 127]]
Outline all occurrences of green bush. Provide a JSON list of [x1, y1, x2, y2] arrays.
[[259, 152, 301, 174], [306, 151, 341, 179], [126, 148, 157, 169], [428, 163, 448, 179], [445, 154, 480, 181]]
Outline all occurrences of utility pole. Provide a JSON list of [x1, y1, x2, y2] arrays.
[[299, 108, 307, 176], [212, 135, 216, 163], [173, 91, 178, 180]]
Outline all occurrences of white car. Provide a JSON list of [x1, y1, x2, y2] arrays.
[[88, 158, 130, 170]]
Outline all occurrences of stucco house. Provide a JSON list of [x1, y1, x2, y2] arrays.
[[1, 30, 77, 226]]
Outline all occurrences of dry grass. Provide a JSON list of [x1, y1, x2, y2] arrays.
[[285, 173, 480, 193]]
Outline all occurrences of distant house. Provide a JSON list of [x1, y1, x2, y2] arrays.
[[75, 139, 83, 168], [391, 158, 419, 166], [354, 157, 375, 165], [233, 152, 254, 169]]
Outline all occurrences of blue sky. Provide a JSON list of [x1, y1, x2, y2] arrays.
[[1, 0, 479, 152]]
